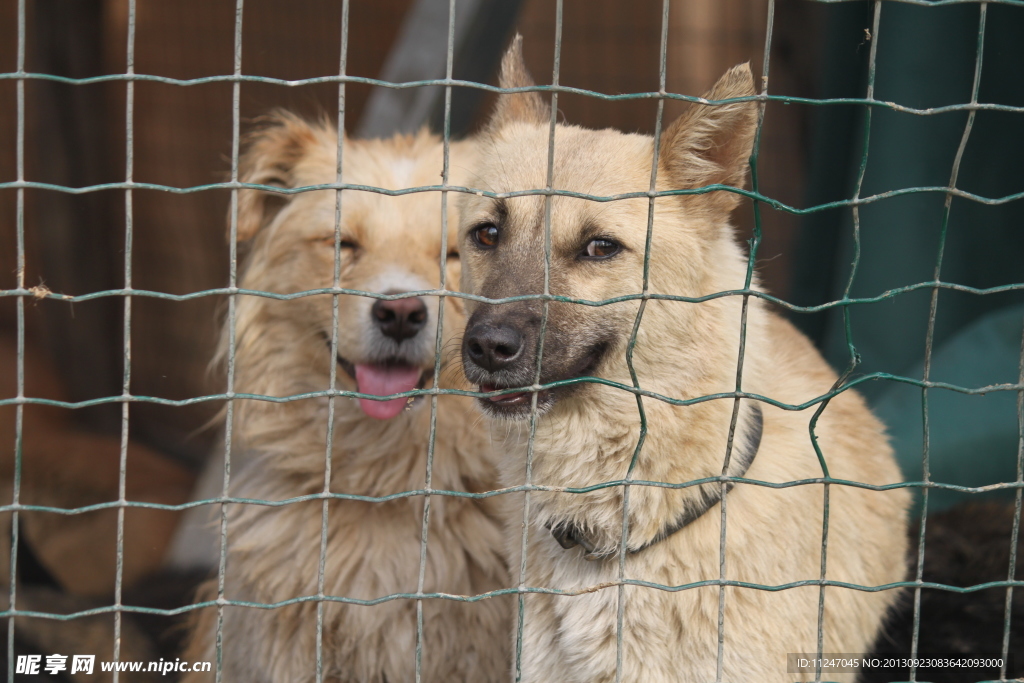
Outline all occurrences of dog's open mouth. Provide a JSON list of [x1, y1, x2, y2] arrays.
[[479, 383, 539, 408], [335, 354, 428, 421], [474, 342, 608, 420]]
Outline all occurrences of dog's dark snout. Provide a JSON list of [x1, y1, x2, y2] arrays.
[[465, 323, 524, 372], [372, 296, 427, 341]]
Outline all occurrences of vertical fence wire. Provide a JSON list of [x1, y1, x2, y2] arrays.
[[214, 1, 245, 681], [111, 3, 138, 680], [7, 1, 26, 680], [840, 0, 881, 432], [314, 4, 351, 682], [613, 1, 670, 680], [1003, 321, 1024, 680], [909, 6, 988, 679], [803, 3, 879, 677], [512, 3, 563, 681], [806, 1, 880, 679], [803, 6, 882, 680], [413, 0, 457, 679], [712, 3, 775, 680]]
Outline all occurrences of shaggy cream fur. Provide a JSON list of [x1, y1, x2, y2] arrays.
[[181, 116, 509, 683], [456, 38, 909, 683]]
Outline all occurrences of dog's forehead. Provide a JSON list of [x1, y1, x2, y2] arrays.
[[485, 124, 653, 195], [298, 136, 460, 249], [479, 124, 655, 241], [293, 132, 448, 189]]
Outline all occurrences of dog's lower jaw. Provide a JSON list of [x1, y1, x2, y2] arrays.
[[475, 384, 554, 420], [468, 341, 610, 420]]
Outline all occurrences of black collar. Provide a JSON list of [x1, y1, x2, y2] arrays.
[[547, 402, 763, 561]]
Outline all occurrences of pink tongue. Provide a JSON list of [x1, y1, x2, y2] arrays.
[[354, 364, 422, 420]]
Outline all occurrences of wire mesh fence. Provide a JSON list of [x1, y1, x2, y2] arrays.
[[1, 0, 1023, 682]]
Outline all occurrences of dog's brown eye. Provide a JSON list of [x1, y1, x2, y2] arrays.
[[583, 238, 620, 259], [318, 236, 359, 251], [471, 224, 499, 249]]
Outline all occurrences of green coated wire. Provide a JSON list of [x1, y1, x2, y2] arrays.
[[111, 2, 137, 678], [0, 572, 1019, 623], [0, 178, 1021, 212], [5, 280, 1024, 323], [1003, 324, 1024, 680], [4, 278, 1024, 309], [7, 1, 26, 681], [214, 2, 245, 681], [807, 3, 883, 679], [312, 3, 350, 682], [614, 0, 670, 678], [722, 2, 775, 678], [1, 473, 1024, 519], [911, 6, 989, 680], [4, 1, 1024, 680], [514, 4, 564, 680], [413, 0, 455, 680], [2, 72, 1023, 116], [4, 370, 1020, 415]]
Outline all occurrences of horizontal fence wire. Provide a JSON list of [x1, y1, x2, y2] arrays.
[[0, 571, 1020, 620], [5, 474, 1024, 515], [2, 375, 1020, 411], [1, 73, 1024, 116], [2, 571, 1020, 621], [6, 281, 1024, 310], [4, 3, 1024, 683], [1, 181, 1022, 210]]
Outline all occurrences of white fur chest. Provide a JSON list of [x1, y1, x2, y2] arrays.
[[516, 508, 858, 683], [517, 525, 721, 683]]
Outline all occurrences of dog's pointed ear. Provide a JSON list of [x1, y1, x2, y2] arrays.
[[234, 112, 321, 241], [659, 63, 758, 211], [487, 34, 550, 133]]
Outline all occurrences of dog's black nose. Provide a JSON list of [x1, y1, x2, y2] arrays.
[[372, 296, 427, 341], [464, 323, 524, 372]]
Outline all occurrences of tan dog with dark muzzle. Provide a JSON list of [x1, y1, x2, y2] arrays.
[[458, 38, 909, 683]]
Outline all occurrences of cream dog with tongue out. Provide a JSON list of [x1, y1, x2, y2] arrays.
[[181, 113, 510, 683], [355, 363, 424, 419]]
